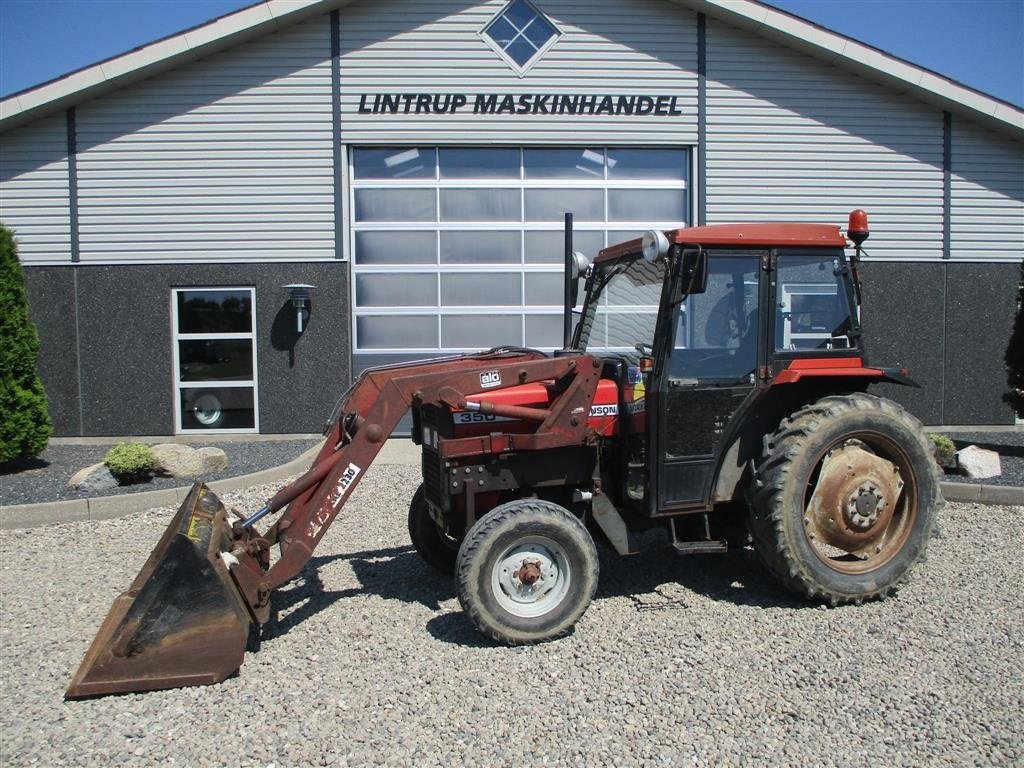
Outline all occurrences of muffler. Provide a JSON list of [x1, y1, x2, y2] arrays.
[[66, 484, 252, 698]]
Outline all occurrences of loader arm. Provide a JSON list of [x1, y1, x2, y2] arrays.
[[67, 349, 602, 698], [248, 349, 603, 596]]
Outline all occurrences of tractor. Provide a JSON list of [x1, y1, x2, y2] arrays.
[[67, 210, 941, 698]]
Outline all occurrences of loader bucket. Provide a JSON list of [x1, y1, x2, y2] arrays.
[[66, 484, 252, 699]]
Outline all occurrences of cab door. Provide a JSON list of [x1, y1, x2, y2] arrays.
[[650, 250, 766, 510]]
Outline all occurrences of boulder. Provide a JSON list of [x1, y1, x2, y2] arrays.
[[151, 443, 229, 479], [956, 445, 1001, 479], [196, 446, 228, 473], [69, 462, 118, 492]]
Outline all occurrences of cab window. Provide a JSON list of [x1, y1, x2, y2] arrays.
[[669, 251, 762, 382], [775, 250, 854, 351]]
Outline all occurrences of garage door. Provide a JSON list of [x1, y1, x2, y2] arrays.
[[350, 146, 690, 372]]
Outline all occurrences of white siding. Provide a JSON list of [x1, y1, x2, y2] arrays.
[[705, 21, 945, 260], [338, 0, 698, 144], [0, 114, 71, 264], [950, 121, 1024, 261], [74, 17, 335, 264]]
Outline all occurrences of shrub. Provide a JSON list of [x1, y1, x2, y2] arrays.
[[928, 434, 956, 470], [0, 224, 52, 463], [1004, 260, 1024, 418], [104, 442, 157, 483]]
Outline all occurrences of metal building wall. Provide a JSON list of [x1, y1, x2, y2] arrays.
[[0, 113, 72, 264], [950, 121, 1024, 260], [2, 0, 1021, 433], [704, 19, 945, 259], [71, 17, 335, 265], [337, 0, 699, 145]]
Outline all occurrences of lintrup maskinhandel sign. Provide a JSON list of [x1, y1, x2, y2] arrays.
[[356, 93, 684, 116]]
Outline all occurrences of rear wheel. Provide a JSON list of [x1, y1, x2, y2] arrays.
[[456, 499, 599, 645], [407, 485, 459, 573], [748, 393, 941, 605]]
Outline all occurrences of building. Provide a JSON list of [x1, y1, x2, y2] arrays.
[[1, 0, 1021, 437]]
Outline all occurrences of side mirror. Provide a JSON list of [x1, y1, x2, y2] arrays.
[[680, 248, 708, 295]]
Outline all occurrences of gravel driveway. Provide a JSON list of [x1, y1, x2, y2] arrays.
[[2, 464, 1021, 767]]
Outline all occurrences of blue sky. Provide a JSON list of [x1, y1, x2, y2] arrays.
[[0, 0, 1021, 107]]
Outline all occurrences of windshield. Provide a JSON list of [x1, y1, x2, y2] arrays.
[[575, 256, 666, 359]]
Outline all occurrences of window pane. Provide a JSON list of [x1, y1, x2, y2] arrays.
[[177, 290, 252, 334], [525, 188, 603, 221], [525, 230, 604, 263], [607, 230, 644, 247], [357, 315, 438, 349], [180, 386, 254, 430], [608, 189, 686, 222], [355, 231, 437, 265], [485, 16, 517, 47], [607, 148, 689, 180], [504, 0, 540, 29], [440, 148, 520, 179], [505, 39, 538, 67], [440, 188, 520, 221], [441, 273, 522, 306], [525, 272, 563, 306], [356, 274, 438, 307], [179, 340, 253, 382], [353, 147, 434, 179], [354, 189, 436, 222], [442, 314, 522, 348], [441, 231, 520, 264], [525, 314, 563, 347], [523, 18, 556, 48], [524, 148, 605, 179], [776, 253, 853, 351]]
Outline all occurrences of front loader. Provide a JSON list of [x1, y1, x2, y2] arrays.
[[67, 210, 942, 698]]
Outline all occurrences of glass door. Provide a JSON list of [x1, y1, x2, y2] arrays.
[[171, 287, 258, 433]]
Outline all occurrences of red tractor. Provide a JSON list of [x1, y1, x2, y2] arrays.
[[68, 210, 941, 698]]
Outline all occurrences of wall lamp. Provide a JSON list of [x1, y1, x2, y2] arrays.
[[283, 283, 316, 333]]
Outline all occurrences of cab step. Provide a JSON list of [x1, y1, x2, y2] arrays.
[[672, 540, 728, 554]]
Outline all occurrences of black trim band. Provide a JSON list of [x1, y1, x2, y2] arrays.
[[66, 107, 80, 263], [697, 13, 707, 227], [942, 111, 952, 260], [330, 9, 343, 260]]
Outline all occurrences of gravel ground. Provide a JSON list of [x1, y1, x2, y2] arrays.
[[0, 439, 322, 506], [1, 463, 1021, 767], [937, 431, 1024, 487]]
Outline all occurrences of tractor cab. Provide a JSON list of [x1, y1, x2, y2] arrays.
[[574, 219, 870, 517]]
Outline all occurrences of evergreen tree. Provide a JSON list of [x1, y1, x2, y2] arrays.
[[1004, 260, 1024, 418], [0, 225, 51, 462]]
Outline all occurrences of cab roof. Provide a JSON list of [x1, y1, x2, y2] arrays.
[[596, 223, 847, 263]]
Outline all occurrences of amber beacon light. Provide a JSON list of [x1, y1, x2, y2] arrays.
[[847, 209, 870, 247]]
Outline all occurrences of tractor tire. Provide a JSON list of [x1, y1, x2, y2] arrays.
[[456, 499, 599, 645], [748, 393, 942, 605], [408, 485, 459, 574]]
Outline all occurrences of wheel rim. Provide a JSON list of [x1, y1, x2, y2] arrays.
[[192, 393, 222, 426], [491, 535, 571, 618], [802, 433, 918, 574]]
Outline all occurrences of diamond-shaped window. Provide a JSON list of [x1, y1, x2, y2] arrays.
[[482, 0, 560, 74]]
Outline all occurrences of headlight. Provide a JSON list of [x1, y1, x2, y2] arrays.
[[641, 230, 670, 262]]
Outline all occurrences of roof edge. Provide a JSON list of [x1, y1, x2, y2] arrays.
[[0, 0, 337, 132], [685, 0, 1024, 138], [2, 0, 1021, 138]]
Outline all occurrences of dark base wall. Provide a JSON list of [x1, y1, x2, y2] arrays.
[[860, 260, 1020, 426], [25, 263, 350, 436], [22, 259, 1020, 435]]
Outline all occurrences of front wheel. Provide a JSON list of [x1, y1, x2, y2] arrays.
[[456, 499, 599, 645], [748, 393, 942, 605]]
